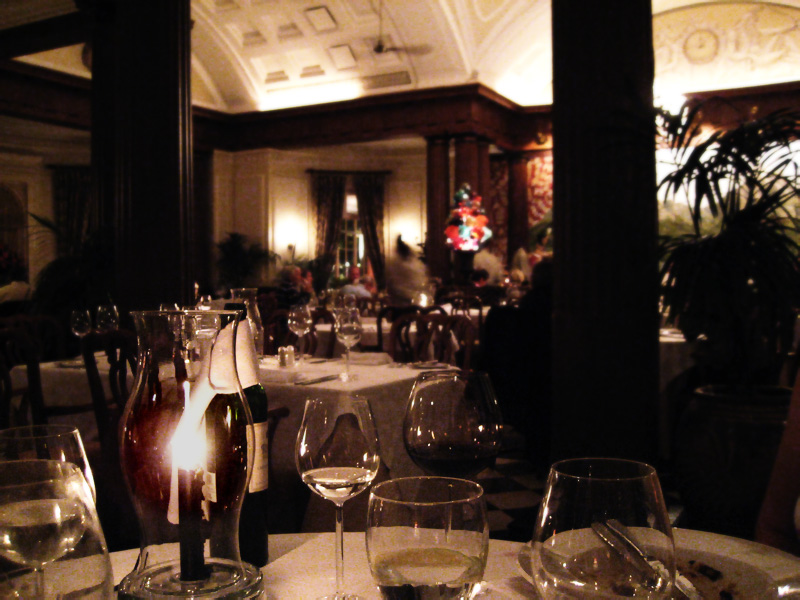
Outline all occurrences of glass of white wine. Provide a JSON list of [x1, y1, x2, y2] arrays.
[[0, 459, 112, 599], [295, 395, 381, 600], [334, 308, 362, 382], [366, 476, 489, 600], [288, 303, 313, 364]]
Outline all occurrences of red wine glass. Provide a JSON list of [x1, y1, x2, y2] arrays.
[[403, 370, 503, 479]]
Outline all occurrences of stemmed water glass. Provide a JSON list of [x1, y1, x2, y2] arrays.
[[530, 457, 676, 599], [95, 305, 119, 332], [0, 425, 96, 502], [288, 303, 313, 363], [403, 370, 503, 479], [0, 460, 106, 599], [69, 310, 92, 340], [295, 395, 381, 600], [334, 308, 362, 382]]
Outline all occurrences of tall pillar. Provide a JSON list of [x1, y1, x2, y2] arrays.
[[454, 134, 480, 193], [477, 138, 491, 205], [98, 0, 194, 311], [507, 152, 529, 265], [425, 136, 450, 282], [550, 1, 659, 461]]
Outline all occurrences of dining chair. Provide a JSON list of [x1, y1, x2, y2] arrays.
[[374, 304, 446, 353], [310, 307, 336, 358], [80, 328, 138, 450], [0, 327, 47, 429], [0, 326, 97, 429], [263, 309, 291, 355]]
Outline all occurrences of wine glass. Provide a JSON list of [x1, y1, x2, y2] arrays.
[[95, 305, 119, 332], [0, 460, 98, 599], [403, 370, 503, 479], [530, 457, 676, 599], [295, 395, 381, 600], [0, 425, 96, 502], [69, 310, 92, 339], [335, 308, 362, 382], [288, 303, 313, 364], [366, 476, 489, 600]]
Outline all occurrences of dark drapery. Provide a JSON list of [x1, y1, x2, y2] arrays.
[[51, 166, 94, 257], [312, 171, 347, 285], [352, 172, 387, 289]]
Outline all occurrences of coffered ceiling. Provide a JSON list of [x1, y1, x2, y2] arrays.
[[5, 0, 800, 114]]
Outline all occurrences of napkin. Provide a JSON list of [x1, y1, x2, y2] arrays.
[[347, 352, 393, 366]]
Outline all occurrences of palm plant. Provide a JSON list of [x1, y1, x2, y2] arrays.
[[658, 101, 800, 387]]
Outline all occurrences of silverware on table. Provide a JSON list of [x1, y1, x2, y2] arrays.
[[294, 374, 340, 385], [592, 519, 700, 600]]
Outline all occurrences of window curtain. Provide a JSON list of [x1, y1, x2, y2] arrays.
[[352, 172, 386, 289], [51, 166, 93, 257], [312, 171, 347, 287]]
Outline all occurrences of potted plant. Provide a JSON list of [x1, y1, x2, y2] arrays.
[[658, 100, 800, 538]]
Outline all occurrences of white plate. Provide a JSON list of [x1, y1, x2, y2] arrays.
[[516, 529, 800, 599]]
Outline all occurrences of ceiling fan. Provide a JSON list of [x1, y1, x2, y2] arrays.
[[372, 0, 432, 56]]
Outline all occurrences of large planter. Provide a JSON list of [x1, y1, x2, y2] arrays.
[[673, 385, 789, 540]]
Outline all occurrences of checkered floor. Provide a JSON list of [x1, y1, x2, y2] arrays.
[[478, 454, 545, 542]]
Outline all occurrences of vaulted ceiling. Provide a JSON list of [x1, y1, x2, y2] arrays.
[[4, 0, 800, 115]]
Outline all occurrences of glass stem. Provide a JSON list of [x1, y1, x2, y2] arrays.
[[345, 347, 350, 380], [299, 335, 304, 364], [335, 502, 345, 596], [33, 567, 45, 598]]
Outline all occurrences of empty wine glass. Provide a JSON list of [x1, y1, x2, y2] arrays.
[[0, 425, 96, 502], [403, 370, 503, 479], [295, 395, 381, 600], [95, 305, 119, 332], [335, 308, 362, 382], [0, 460, 105, 599], [69, 310, 92, 339], [530, 458, 676, 599], [288, 303, 313, 363]]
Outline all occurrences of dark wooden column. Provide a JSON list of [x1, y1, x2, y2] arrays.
[[98, 0, 194, 311], [507, 152, 529, 265], [477, 138, 491, 205], [454, 134, 480, 193], [550, 1, 659, 461], [425, 135, 450, 282]]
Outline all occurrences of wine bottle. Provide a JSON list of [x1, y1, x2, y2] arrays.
[[226, 303, 270, 567]]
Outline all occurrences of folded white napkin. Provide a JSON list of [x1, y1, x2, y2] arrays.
[[347, 352, 393, 366]]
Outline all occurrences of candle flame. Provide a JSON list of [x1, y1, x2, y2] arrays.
[[171, 381, 207, 470]]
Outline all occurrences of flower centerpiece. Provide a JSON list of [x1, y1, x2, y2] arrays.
[[444, 183, 492, 283], [445, 184, 492, 252]]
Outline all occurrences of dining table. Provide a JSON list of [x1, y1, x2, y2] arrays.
[[105, 529, 800, 599]]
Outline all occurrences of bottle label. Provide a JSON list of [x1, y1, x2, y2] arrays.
[[248, 421, 269, 492]]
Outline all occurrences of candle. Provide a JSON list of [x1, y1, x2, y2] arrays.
[[179, 466, 208, 581]]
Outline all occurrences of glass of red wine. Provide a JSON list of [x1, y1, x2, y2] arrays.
[[403, 370, 503, 479]]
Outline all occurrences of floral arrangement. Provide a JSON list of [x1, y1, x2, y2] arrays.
[[444, 183, 492, 252]]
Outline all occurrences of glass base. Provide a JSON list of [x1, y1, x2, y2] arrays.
[[117, 558, 263, 599], [318, 595, 364, 600]]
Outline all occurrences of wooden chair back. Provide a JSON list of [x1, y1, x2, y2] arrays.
[[263, 309, 291, 355], [0, 327, 46, 429], [81, 329, 138, 448], [311, 308, 337, 358]]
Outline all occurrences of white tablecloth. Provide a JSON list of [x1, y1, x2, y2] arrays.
[[110, 532, 532, 599]]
